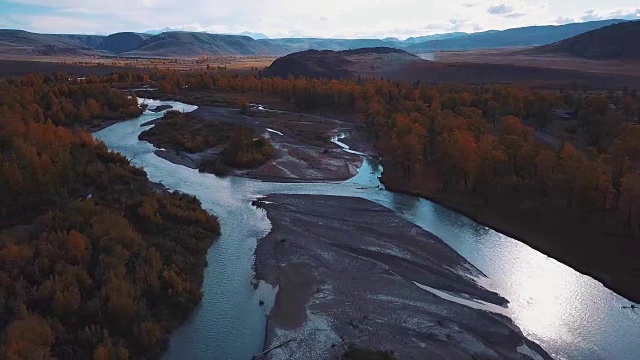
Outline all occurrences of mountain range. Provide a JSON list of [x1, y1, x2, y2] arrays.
[[0, 19, 633, 58], [265, 21, 640, 82], [405, 19, 626, 52], [144, 28, 270, 39]]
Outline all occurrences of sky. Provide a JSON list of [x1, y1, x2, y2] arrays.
[[0, 0, 639, 39]]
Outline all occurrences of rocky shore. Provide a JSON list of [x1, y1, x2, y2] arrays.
[[254, 194, 551, 360]]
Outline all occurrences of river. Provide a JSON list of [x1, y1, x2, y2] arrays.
[[94, 99, 640, 360]]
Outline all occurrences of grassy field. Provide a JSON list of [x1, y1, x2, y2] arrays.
[[0, 54, 276, 73]]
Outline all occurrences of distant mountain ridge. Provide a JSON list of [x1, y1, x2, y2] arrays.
[[120, 32, 283, 57], [262, 38, 392, 53], [144, 28, 270, 39], [0, 29, 285, 57], [535, 21, 640, 60], [0, 19, 629, 58], [405, 19, 626, 52], [402, 32, 469, 45]]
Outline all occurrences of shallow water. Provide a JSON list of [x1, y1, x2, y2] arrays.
[[94, 99, 640, 360]]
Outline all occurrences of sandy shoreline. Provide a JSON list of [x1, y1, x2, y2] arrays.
[[254, 194, 552, 360]]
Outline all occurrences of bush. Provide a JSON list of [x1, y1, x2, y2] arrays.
[[222, 128, 274, 169], [239, 98, 250, 115], [199, 158, 230, 176]]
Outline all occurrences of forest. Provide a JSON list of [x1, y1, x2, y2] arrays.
[[0, 74, 220, 359]]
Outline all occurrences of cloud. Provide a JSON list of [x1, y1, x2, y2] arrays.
[[318, 16, 329, 22], [486, 1, 532, 19], [22, 15, 116, 34], [487, 4, 514, 15], [448, 18, 471, 31], [555, 16, 575, 24], [486, 2, 527, 18], [580, 8, 640, 22]]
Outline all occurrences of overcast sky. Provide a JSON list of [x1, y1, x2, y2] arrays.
[[0, 0, 638, 38]]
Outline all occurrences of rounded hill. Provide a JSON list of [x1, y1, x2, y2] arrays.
[[97, 32, 150, 54], [266, 47, 423, 79]]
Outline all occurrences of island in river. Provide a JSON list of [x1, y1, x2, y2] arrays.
[[139, 104, 368, 182], [254, 194, 551, 360]]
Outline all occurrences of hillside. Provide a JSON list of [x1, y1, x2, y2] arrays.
[[406, 19, 625, 53], [120, 32, 285, 57], [535, 21, 640, 60], [266, 47, 423, 79], [0, 29, 102, 56], [402, 32, 468, 45], [60, 34, 105, 48], [0, 30, 286, 58]]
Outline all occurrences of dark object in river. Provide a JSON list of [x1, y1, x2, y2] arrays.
[[149, 104, 173, 113]]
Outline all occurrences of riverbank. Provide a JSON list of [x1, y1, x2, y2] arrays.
[[380, 163, 640, 305], [254, 194, 552, 360]]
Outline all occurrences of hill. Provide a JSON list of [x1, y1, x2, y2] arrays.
[[121, 32, 286, 57], [265, 47, 423, 79], [97, 32, 150, 54], [535, 21, 640, 60], [60, 34, 105, 48], [0, 29, 286, 58], [406, 19, 626, 53], [0, 29, 103, 56]]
